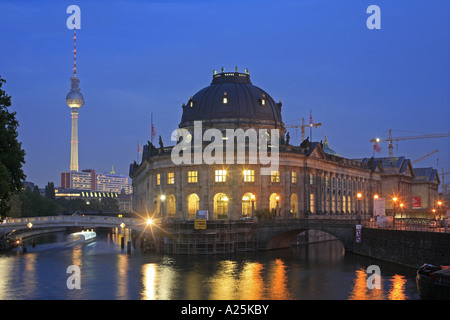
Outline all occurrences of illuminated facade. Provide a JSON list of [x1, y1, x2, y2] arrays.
[[130, 70, 383, 220], [96, 173, 132, 194], [61, 169, 132, 194]]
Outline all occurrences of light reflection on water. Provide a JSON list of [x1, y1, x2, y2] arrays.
[[0, 231, 419, 300]]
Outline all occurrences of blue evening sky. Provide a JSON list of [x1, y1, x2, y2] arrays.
[[0, 0, 449, 188]]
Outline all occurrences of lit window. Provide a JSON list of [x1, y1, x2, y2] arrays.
[[260, 94, 266, 106], [167, 172, 175, 184], [310, 193, 315, 213], [271, 171, 280, 183], [215, 170, 227, 182], [309, 174, 314, 185], [188, 171, 198, 183], [189, 96, 194, 108], [156, 173, 160, 186], [243, 170, 255, 182], [291, 172, 297, 184], [223, 92, 228, 104]]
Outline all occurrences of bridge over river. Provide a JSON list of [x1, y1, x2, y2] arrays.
[[1, 215, 449, 268]]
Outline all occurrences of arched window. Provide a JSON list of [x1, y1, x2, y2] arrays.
[[167, 194, 176, 217], [187, 193, 199, 219], [290, 194, 298, 218], [242, 193, 254, 217], [269, 193, 281, 215], [214, 193, 229, 219]]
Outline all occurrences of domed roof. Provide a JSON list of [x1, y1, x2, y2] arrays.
[[179, 70, 283, 129], [322, 135, 339, 156]]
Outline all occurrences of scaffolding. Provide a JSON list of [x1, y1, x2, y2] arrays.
[[149, 220, 258, 255]]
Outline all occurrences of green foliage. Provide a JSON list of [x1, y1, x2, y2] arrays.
[[44, 182, 55, 200], [0, 76, 26, 218], [19, 187, 58, 217]]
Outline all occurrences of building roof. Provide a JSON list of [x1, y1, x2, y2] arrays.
[[355, 156, 415, 176], [179, 70, 283, 128], [413, 167, 440, 183]]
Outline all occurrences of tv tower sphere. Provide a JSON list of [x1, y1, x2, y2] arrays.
[[66, 77, 84, 108]]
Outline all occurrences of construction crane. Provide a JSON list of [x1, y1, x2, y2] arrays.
[[370, 129, 450, 157], [412, 150, 439, 165], [286, 118, 322, 142], [441, 169, 450, 198]]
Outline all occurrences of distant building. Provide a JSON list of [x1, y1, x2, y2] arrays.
[[358, 157, 414, 210], [61, 169, 95, 191], [412, 167, 440, 210], [60, 167, 132, 195], [96, 166, 132, 194]]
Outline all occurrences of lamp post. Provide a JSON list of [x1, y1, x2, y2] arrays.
[[251, 194, 255, 218], [276, 195, 280, 218], [392, 197, 398, 225], [160, 195, 166, 219], [357, 192, 362, 224], [437, 201, 443, 220], [399, 203, 404, 228]]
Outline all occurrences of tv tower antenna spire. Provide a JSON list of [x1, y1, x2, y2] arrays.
[[73, 21, 77, 77], [66, 16, 85, 172]]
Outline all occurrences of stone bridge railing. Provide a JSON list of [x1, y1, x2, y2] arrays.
[[0, 215, 145, 237]]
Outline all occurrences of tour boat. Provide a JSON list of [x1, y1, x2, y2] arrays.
[[66, 230, 96, 244], [416, 264, 450, 300]]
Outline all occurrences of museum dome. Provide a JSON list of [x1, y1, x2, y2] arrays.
[[179, 69, 284, 130], [322, 135, 339, 156]]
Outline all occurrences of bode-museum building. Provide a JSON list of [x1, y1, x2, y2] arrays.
[[130, 69, 388, 221]]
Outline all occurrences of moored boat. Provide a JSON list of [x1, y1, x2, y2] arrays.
[[416, 264, 450, 300]]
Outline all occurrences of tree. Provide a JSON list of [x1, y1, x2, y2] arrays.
[[0, 76, 26, 219], [44, 182, 55, 200]]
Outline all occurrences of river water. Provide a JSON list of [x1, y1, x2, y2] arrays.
[[0, 230, 420, 300]]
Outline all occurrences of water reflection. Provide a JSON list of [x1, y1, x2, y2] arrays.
[[0, 232, 418, 300], [142, 263, 157, 300], [238, 262, 264, 300], [349, 267, 408, 300], [268, 259, 291, 300], [140, 258, 292, 300], [388, 274, 407, 300]]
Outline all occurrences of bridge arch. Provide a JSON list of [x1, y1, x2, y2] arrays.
[[258, 220, 356, 252]]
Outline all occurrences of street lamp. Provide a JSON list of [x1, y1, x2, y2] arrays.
[[160, 195, 166, 218], [392, 197, 398, 221], [357, 192, 362, 223], [251, 194, 255, 218], [437, 201, 443, 220], [276, 195, 280, 217]]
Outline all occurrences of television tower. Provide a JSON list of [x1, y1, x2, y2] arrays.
[[65, 21, 84, 172]]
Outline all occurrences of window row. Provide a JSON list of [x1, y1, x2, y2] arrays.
[[153, 169, 373, 187]]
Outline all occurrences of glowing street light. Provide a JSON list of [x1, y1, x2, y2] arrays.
[[251, 194, 255, 218], [146, 218, 153, 226], [27, 222, 33, 229]]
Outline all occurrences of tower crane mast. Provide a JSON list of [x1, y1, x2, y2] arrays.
[[286, 118, 322, 141]]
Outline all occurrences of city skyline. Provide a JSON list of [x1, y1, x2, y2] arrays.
[[0, 0, 449, 188]]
